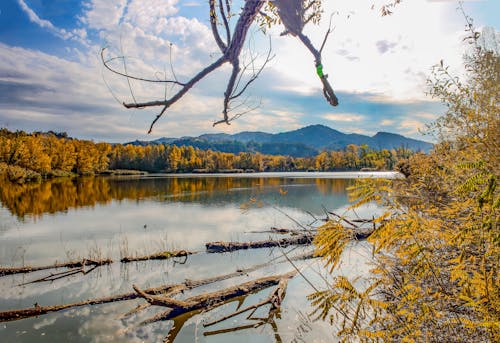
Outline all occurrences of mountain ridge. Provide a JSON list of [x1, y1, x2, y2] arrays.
[[128, 124, 433, 157]]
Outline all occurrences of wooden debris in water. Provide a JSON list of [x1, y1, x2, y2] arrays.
[[203, 276, 290, 327], [0, 252, 314, 323], [120, 250, 192, 263], [206, 224, 374, 253], [0, 258, 112, 277], [206, 234, 314, 253], [135, 270, 297, 325]]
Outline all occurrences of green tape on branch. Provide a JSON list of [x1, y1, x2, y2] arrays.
[[316, 64, 324, 78]]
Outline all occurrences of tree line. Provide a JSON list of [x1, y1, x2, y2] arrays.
[[0, 127, 414, 182]]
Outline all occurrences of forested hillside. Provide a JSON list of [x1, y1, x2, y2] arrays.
[[130, 124, 433, 156], [0, 128, 414, 183]]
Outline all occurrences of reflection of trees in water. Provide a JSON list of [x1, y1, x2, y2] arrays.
[[0, 176, 352, 219], [314, 178, 353, 195]]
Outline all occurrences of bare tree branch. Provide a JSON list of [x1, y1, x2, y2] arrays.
[[209, 0, 228, 53], [218, 0, 231, 45], [102, 0, 340, 132], [101, 49, 185, 86]]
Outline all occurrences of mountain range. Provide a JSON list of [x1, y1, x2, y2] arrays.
[[128, 124, 433, 157]]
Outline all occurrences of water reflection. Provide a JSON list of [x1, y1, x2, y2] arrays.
[[0, 175, 353, 220], [0, 174, 379, 343]]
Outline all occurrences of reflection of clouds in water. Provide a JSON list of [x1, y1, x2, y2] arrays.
[[0, 175, 387, 341], [33, 316, 57, 330], [77, 303, 169, 343]]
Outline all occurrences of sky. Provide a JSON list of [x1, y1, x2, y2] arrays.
[[0, 0, 498, 143]]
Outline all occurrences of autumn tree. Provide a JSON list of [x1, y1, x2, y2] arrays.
[[312, 24, 499, 342]]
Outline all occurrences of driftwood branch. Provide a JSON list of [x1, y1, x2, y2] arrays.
[[0, 251, 315, 323], [203, 276, 289, 327], [135, 270, 297, 325], [18, 262, 101, 286], [0, 258, 112, 277], [207, 219, 376, 253], [206, 234, 314, 253], [120, 250, 192, 263]]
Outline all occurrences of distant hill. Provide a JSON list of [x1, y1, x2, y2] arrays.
[[127, 124, 433, 157]]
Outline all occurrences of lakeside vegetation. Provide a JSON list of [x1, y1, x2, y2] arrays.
[[312, 25, 499, 342], [0, 128, 414, 183]]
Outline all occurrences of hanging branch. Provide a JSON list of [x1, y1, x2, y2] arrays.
[[102, 0, 266, 133], [101, 0, 342, 132], [273, 0, 339, 106]]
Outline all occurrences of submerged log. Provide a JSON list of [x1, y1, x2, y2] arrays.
[[206, 225, 374, 253], [136, 270, 297, 324], [206, 234, 314, 253], [203, 276, 290, 327], [120, 250, 192, 263], [0, 258, 112, 277], [0, 252, 314, 323], [0, 279, 192, 322]]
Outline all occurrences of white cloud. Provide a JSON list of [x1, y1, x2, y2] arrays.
[[399, 118, 426, 134], [17, 0, 89, 45], [267, 0, 466, 101], [80, 0, 128, 31], [343, 127, 371, 135], [380, 119, 395, 126], [124, 0, 179, 34], [415, 112, 438, 120], [323, 113, 365, 122]]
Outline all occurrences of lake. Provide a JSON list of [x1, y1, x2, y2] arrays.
[[0, 172, 394, 342]]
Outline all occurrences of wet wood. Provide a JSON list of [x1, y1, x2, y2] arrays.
[[120, 250, 192, 263], [203, 276, 290, 327], [270, 226, 301, 234], [206, 224, 374, 253], [206, 234, 314, 253], [136, 271, 297, 324], [0, 280, 196, 322], [0, 253, 312, 323], [0, 258, 112, 277]]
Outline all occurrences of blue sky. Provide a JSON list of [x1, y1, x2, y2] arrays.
[[0, 0, 498, 142]]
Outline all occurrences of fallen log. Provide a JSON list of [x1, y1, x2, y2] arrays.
[[203, 276, 289, 327], [270, 226, 295, 234], [135, 270, 297, 324], [0, 279, 194, 323], [0, 258, 112, 277], [206, 225, 374, 253], [206, 234, 314, 253], [0, 252, 313, 323], [120, 250, 192, 263]]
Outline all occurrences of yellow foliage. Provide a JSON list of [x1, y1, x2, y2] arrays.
[[312, 27, 499, 342]]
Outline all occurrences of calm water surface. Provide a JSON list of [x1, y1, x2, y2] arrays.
[[0, 172, 393, 342]]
